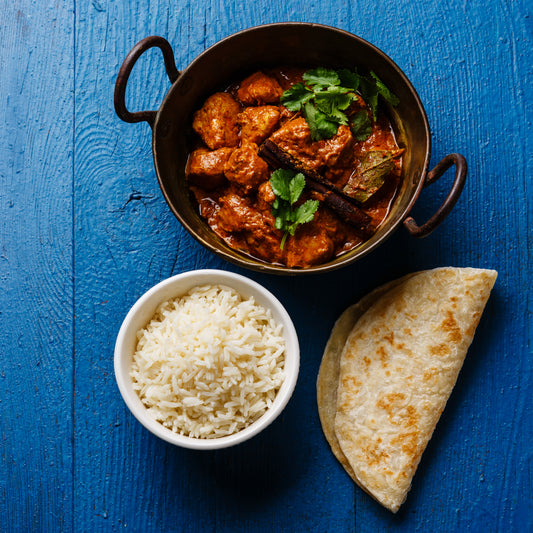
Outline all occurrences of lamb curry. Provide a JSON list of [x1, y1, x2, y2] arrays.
[[186, 67, 403, 268]]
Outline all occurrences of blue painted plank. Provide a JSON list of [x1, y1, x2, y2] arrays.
[[72, 2, 217, 531], [0, 1, 74, 531]]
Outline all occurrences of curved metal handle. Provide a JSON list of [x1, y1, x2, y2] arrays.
[[114, 36, 180, 127], [403, 153, 467, 238]]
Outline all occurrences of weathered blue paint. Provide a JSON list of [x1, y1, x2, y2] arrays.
[[0, 0, 531, 531]]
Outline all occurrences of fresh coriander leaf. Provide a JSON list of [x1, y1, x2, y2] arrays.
[[338, 68, 360, 91], [350, 110, 372, 141], [283, 67, 400, 141], [289, 173, 306, 205], [315, 87, 352, 110], [303, 67, 340, 89], [358, 76, 379, 121], [315, 90, 352, 125], [288, 199, 320, 235], [294, 199, 320, 225], [315, 111, 339, 140], [325, 87, 354, 110], [281, 82, 314, 111], [269, 169, 321, 250], [370, 72, 400, 106], [269, 169, 293, 201], [274, 202, 291, 229], [315, 101, 349, 125], [303, 102, 320, 140], [304, 102, 338, 141]]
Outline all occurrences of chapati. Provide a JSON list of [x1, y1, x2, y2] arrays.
[[317, 267, 497, 512]]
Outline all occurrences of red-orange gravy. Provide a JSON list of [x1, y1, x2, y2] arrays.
[[186, 68, 403, 268]]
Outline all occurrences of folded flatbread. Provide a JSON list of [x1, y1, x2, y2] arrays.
[[317, 267, 497, 512]]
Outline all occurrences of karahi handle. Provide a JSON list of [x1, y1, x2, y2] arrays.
[[404, 153, 467, 238], [114, 36, 180, 128]]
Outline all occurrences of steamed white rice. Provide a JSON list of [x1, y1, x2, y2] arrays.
[[130, 284, 286, 438]]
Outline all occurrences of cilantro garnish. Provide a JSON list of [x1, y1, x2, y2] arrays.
[[302, 67, 340, 89], [269, 169, 320, 250], [350, 110, 372, 141], [281, 83, 314, 111], [371, 72, 400, 107], [303, 101, 338, 141], [280, 67, 399, 141]]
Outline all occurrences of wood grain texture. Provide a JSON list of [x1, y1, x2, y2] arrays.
[[0, 1, 75, 531], [0, 0, 531, 531]]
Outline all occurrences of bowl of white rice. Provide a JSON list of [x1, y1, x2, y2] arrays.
[[114, 269, 299, 450]]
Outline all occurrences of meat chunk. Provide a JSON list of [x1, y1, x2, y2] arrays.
[[237, 72, 283, 105], [192, 93, 241, 149], [269, 117, 317, 168], [224, 142, 270, 194], [215, 192, 283, 263], [216, 192, 262, 233], [186, 147, 233, 190], [257, 180, 276, 207], [321, 125, 354, 167], [269, 118, 354, 172], [237, 106, 280, 144], [285, 226, 334, 268], [284, 208, 341, 268]]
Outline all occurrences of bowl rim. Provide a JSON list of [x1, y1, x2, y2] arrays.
[[114, 269, 300, 450], [152, 22, 431, 275]]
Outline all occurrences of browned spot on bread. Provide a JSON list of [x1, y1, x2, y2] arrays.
[[391, 431, 418, 456], [423, 368, 438, 382], [441, 310, 462, 342], [361, 440, 390, 467], [377, 392, 407, 423], [363, 356, 371, 369], [403, 327, 412, 335], [377, 346, 389, 366], [466, 311, 482, 337], [404, 405, 418, 428], [338, 400, 355, 411], [342, 375, 362, 389], [430, 343, 451, 357], [384, 332, 395, 345]]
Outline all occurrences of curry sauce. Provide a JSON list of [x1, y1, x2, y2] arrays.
[[186, 68, 403, 268]]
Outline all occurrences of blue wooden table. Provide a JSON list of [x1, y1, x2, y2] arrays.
[[1, 1, 531, 531]]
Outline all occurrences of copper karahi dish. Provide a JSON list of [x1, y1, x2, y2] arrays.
[[115, 23, 466, 274]]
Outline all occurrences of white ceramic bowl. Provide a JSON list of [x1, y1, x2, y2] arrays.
[[114, 269, 300, 450]]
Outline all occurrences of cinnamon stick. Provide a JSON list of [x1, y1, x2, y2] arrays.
[[259, 140, 375, 236]]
